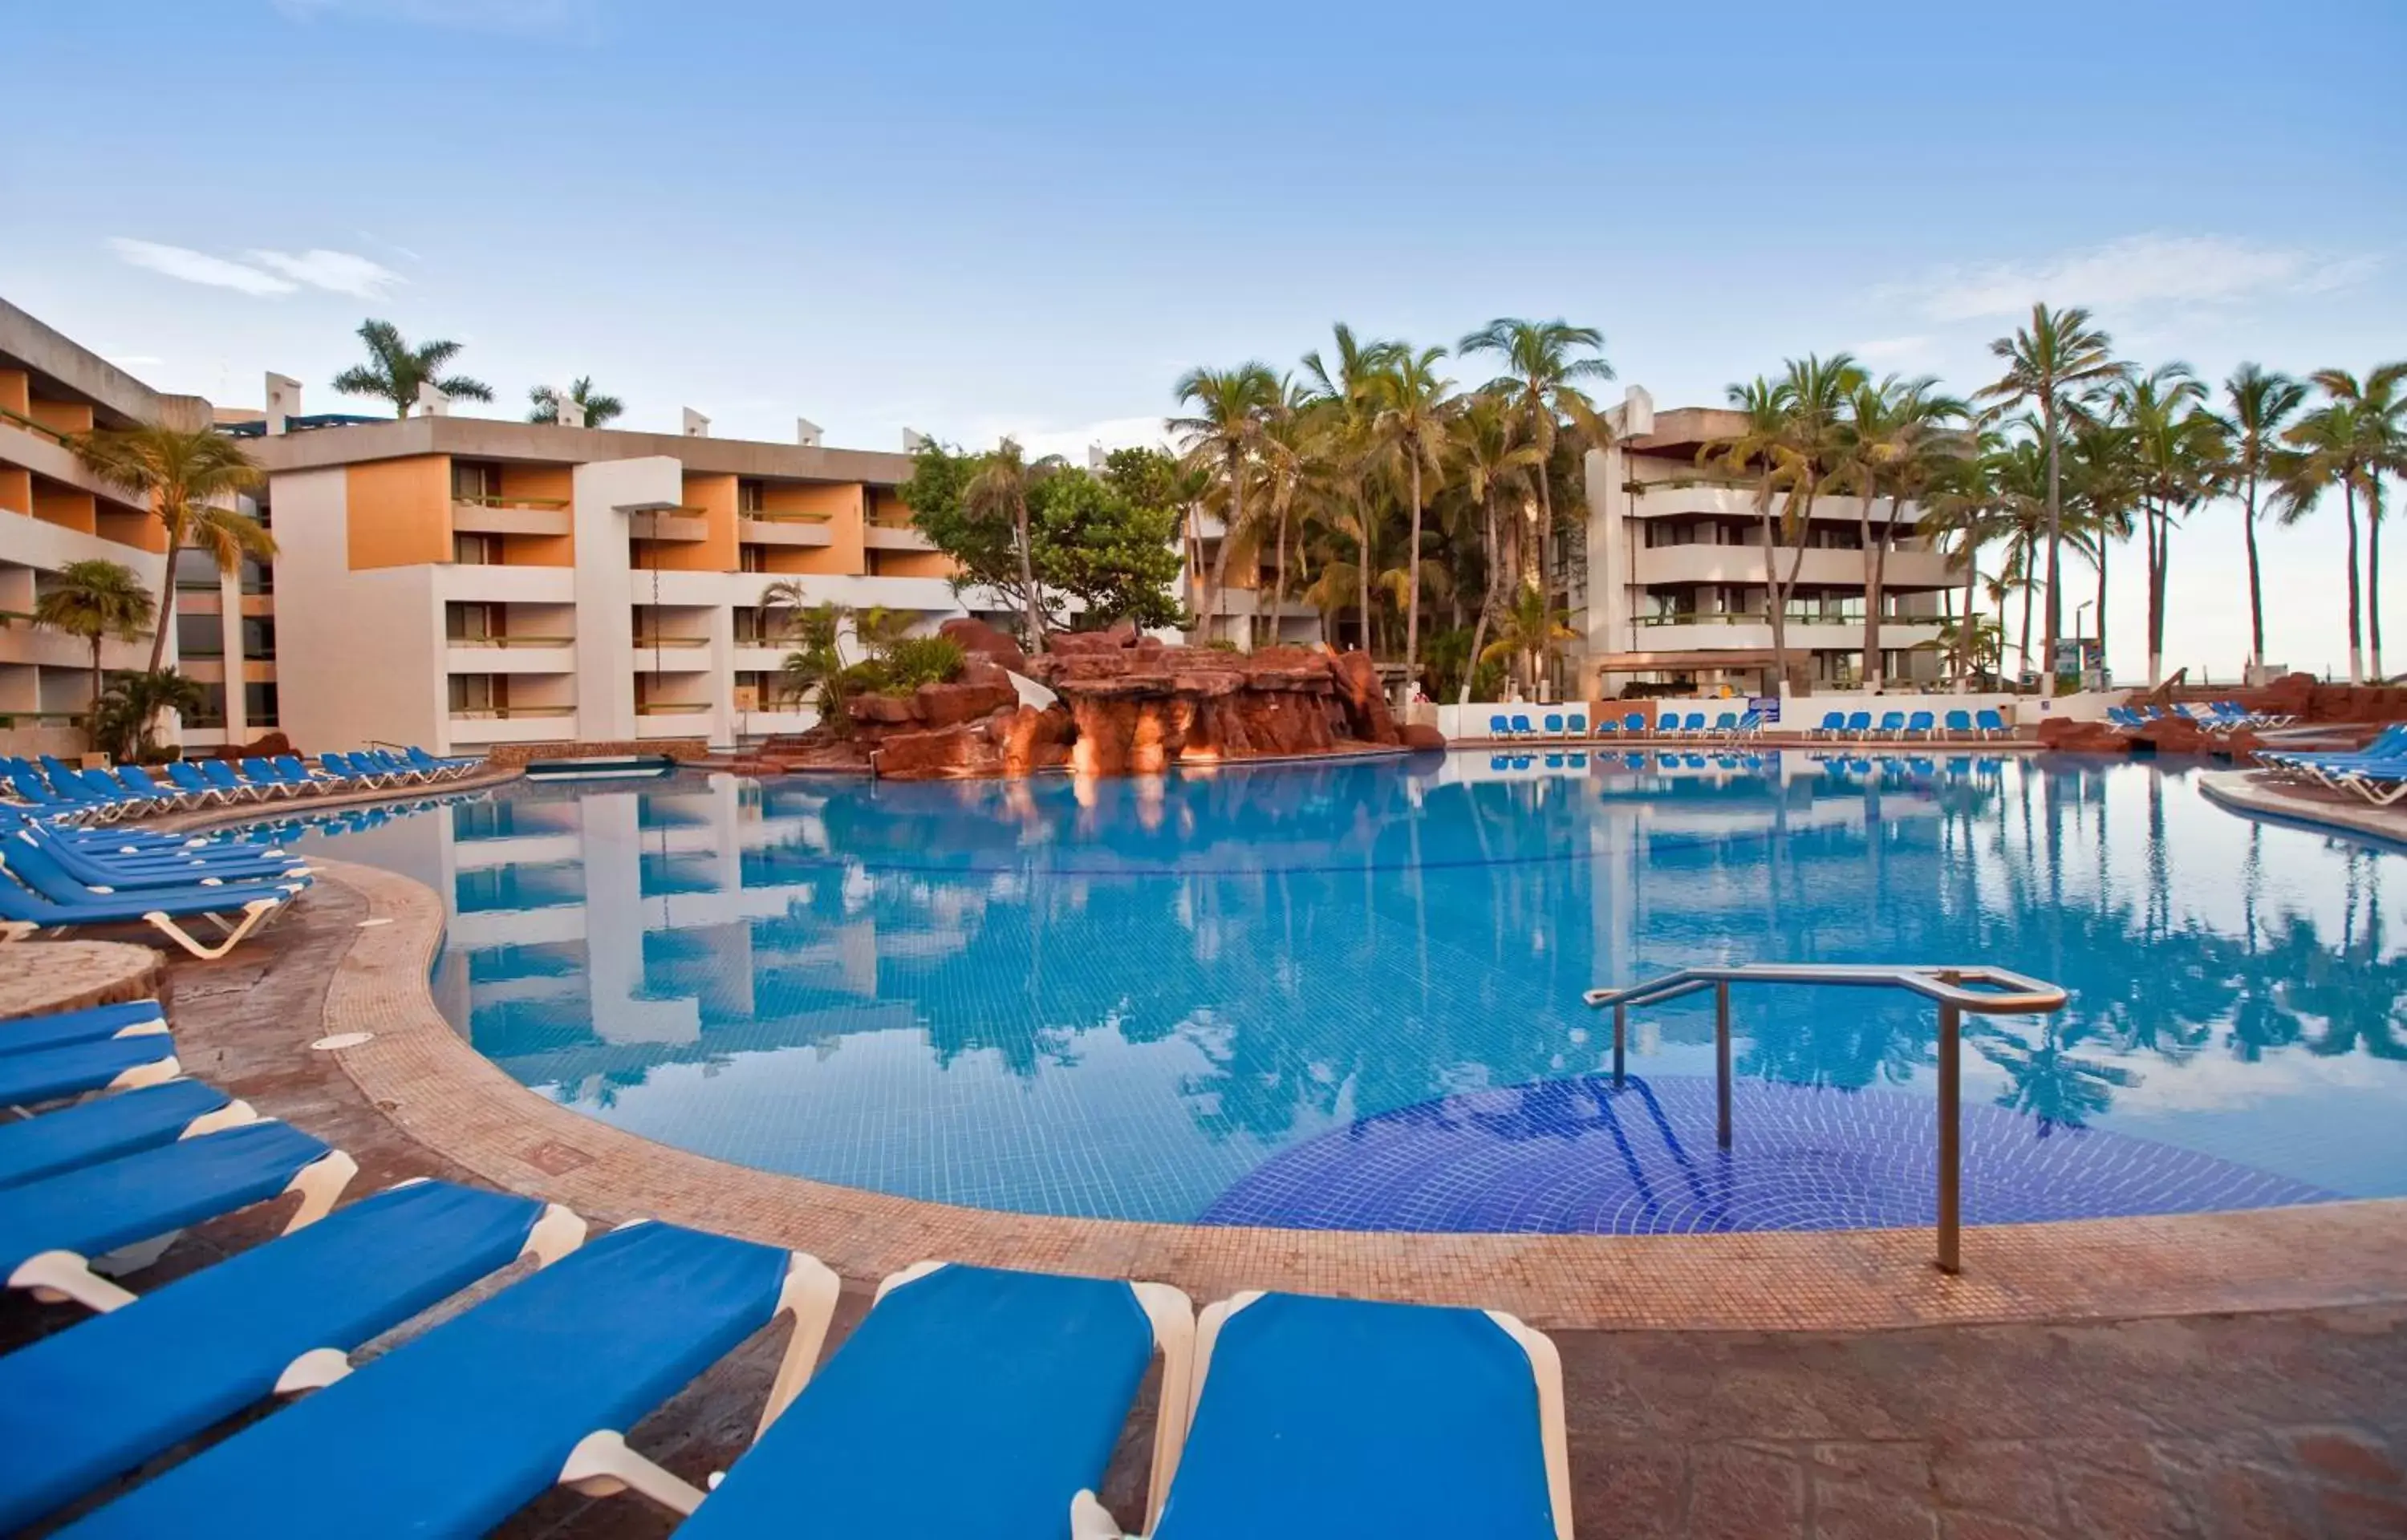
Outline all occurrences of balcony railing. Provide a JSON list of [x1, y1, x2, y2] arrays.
[[631, 635, 710, 649], [0, 404, 74, 448], [448, 705, 577, 719], [453, 493, 570, 511], [447, 634, 576, 647], [741, 509, 832, 523], [634, 701, 712, 716]]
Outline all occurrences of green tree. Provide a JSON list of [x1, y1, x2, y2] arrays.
[[964, 438, 1056, 654], [2219, 364, 2307, 675], [2115, 365, 2226, 687], [2305, 364, 2406, 679], [331, 319, 494, 418], [1829, 375, 1966, 689], [1368, 345, 1453, 695], [1457, 318, 1613, 617], [1449, 393, 1542, 700], [527, 376, 624, 428], [1979, 306, 2125, 696], [91, 668, 205, 762], [69, 425, 272, 673], [1700, 376, 1804, 693], [32, 559, 154, 737], [1479, 583, 1577, 687], [1169, 363, 1282, 648], [2279, 384, 2380, 683]]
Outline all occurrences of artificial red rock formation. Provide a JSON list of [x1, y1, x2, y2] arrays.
[[936, 617, 1029, 674], [1400, 722, 1448, 752]]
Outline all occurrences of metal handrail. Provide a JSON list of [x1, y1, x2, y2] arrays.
[[1584, 962, 2067, 1274]]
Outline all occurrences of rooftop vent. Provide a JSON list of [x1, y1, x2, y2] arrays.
[[902, 428, 930, 452], [682, 407, 710, 438], [413, 381, 450, 418], [795, 416, 823, 448], [264, 373, 302, 436]]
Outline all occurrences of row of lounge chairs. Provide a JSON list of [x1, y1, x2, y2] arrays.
[[2106, 701, 2294, 735], [2, 748, 478, 826], [1806, 708, 2010, 741], [0, 810, 312, 958], [1487, 709, 1766, 743], [2259, 723, 2407, 806], [0, 995, 1575, 1538]]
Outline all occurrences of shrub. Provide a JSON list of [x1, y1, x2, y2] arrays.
[[877, 636, 965, 692]]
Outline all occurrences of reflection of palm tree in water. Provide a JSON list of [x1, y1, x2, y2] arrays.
[[1972, 1019, 2138, 1133], [1443, 1075, 1731, 1226]]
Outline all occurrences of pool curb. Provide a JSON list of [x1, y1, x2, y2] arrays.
[[296, 853, 2407, 1333]]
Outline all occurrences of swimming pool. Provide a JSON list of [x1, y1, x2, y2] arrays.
[[290, 751, 2407, 1234]]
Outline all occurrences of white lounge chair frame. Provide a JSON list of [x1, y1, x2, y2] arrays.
[[0, 891, 296, 960], [9, 1145, 358, 1314]]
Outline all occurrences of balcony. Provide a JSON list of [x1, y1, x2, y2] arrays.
[[863, 523, 935, 553], [634, 703, 714, 738], [1627, 479, 1915, 527], [629, 507, 710, 541], [447, 635, 576, 672], [453, 496, 571, 538], [1626, 615, 1946, 654], [737, 510, 833, 549], [1631, 544, 1956, 590], [631, 636, 712, 673], [446, 705, 579, 746]]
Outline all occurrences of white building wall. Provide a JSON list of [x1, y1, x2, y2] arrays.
[[268, 467, 449, 754]]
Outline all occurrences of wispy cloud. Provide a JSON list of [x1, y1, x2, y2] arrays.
[[108, 238, 404, 299], [268, 0, 599, 37], [109, 238, 296, 297], [964, 414, 1168, 464], [246, 248, 404, 298], [1849, 335, 1932, 363], [1897, 235, 2379, 323]]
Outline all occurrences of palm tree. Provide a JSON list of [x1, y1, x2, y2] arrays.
[[2064, 415, 2138, 670], [1298, 326, 1398, 654], [1918, 428, 2011, 690], [2309, 364, 2407, 679], [526, 376, 624, 428], [1771, 353, 1865, 684], [1478, 583, 1577, 687], [1169, 363, 1282, 648], [2220, 365, 2307, 677], [32, 559, 154, 736], [1829, 375, 1966, 690], [963, 438, 1055, 654], [1457, 318, 1612, 628], [69, 425, 271, 673], [1979, 306, 2125, 695], [2116, 365, 2224, 687], [2278, 399, 2370, 683], [1368, 345, 1453, 695], [1450, 394, 1543, 701], [331, 319, 495, 418], [90, 669, 205, 763], [1700, 376, 1804, 693]]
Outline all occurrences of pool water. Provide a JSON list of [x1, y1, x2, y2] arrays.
[[290, 752, 2407, 1234]]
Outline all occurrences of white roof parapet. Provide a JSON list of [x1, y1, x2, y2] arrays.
[[264, 373, 302, 436], [795, 416, 823, 448], [414, 380, 451, 418], [555, 389, 587, 429], [681, 407, 711, 438], [1608, 384, 1654, 439], [1087, 442, 1108, 474], [902, 428, 931, 452]]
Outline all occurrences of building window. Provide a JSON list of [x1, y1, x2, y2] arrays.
[[452, 461, 502, 503], [449, 674, 506, 714], [737, 480, 765, 513], [238, 557, 273, 594], [173, 549, 221, 590], [175, 611, 222, 658], [189, 683, 227, 728], [446, 602, 502, 642], [243, 682, 278, 727], [453, 533, 501, 565], [739, 545, 764, 573], [240, 615, 275, 656]]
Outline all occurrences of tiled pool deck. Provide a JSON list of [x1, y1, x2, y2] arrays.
[[6, 764, 2405, 1535]]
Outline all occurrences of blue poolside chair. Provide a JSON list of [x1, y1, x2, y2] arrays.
[[238, 758, 308, 800], [0, 1178, 579, 1534], [2332, 757, 2407, 806], [1842, 711, 1873, 740], [12, 826, 305, 890], [0, 864, 303, 960], [407, 745, 479, 780], [1733, 709, 1763, 740], [1540, 713, 1564, 740], [1975, 707, 2010, 740], [1874, 711, 1907, 740], [370, 748, 438, 784], [0, 1034, 181, 1109], [1488, 755, 1510, 771], [1487, 715, 1511, 740], [1508, 714, 1535, 740], [1566, 712, 1588, 737], [0, 1077, 248, 1190], [1621, 711, 1646, 735], [194, 759, 266, 802], [3, 833, 306, 899], [162, 760, 236, 806], [684, 1261, 1190, 1539], [102, 766, 191, 813], [0, 1119, 354, 1315], [1677, 711, 1704, 736], [59, 1220, 837, 1538], [1905, 711, 1935, 740], [1137, 1292, 1568, 1540], [1708, 711, 1738, 740], [0, 998, 167, 1057], [1943, 709, 1973, 740], [1811, 711, 1846, 740], [1595, 716, 1619, 739]]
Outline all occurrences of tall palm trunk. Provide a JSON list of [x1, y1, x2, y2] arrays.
[[1355, 498, 1374, 659], [1202, 446, 1244, 648], [1462, 492, 1505, 705], [2242, 471, 2265, 675], [1013, 496, 1045, 655], [1268, 506, 1290, 649], [2042, 397, 2062, 696], [2344, 484, 2364, 683], [1759, 484, 1792, 698], [2369, 485, 2385, 680], [2019, 567, 2036, 678], [2093, 541, 2108, 679], [1858, 487, 1883, 691], [2149, 504, 2172, 689], [87, 635, 105, 732], [146, 525, 182, 674], [1956, 538, 1979, 693], [1404, 454, 1424, 695], [1533, 468, 1554, 696], [2141, 496, 2160, 689]]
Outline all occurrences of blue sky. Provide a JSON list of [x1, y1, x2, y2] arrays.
[[5, 0, 2403, 678]]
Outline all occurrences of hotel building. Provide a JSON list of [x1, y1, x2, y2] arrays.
[[1572, 388, 1956, 697]]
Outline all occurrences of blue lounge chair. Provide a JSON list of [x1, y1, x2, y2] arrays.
[[197, 760, 266, 802], [0, 998, 167, 1056], [57, 1220, 838, 1538], [1733, 709, 1763, 740], [0, 1077, 250, 1189], [1134, 1292, 1569, 1540], [238, 758, 306, 799], [367, 749, 436, 784], [269, 754, 344, 792], [1655, 711, 1682, 739], [0, 1119, 354, 1314], [1943, 709, 1973, 740], [1508, 714, 1535, 739], [0, 865, 302, 959], [0, 1035, 181, 1109], [1975, 707, 2010, 740], [163, 760, 235, 806], [1843, 711, 1873, 740], [1620, 711, 1646, 735], [103, 766, 191, 813], [1905, 711, 1935, 740], [0, 1178, 580, 1534], [407, 745, 478, 780], [1875, 711, 1907, 740], [1811, 711, 1846, 740], [13, 827, 305, 890], [1540, 713, 1565, 740], [1487, 715, 1511, 740], [1594, 716, 1618, 739], [1709, 711, 1738, 740], [1681, 711, 1707, 736], [685, 1262, 1192, 1538], [2, 835, 306, 902], [2333, 760, 2407, 806], [1566, 712, 1588, 738]]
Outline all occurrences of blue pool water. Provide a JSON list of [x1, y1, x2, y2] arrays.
[[289, 751, 2407, 1233]]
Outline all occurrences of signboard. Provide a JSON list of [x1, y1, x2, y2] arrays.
[[1747, 695, 1781, 723]]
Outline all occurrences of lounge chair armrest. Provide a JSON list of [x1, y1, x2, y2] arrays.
[[559, 1429, 709, 1514], [1130, 1280, 1197, 1532], [181, 1097, 263, 1138], [10, 1249, 136, 1313], [520, 1202, 587, 1267], [281, 1149, 359, 1232], [274, 1346, 355, 1395], [1487, 1311, 1574, 1540], [753, 1250, 843, 1435], [1069, 1489, 1128, 1540]]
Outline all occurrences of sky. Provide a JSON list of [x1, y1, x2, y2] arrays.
[[4, 0, 2403, 681]]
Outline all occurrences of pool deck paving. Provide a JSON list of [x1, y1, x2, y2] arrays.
[[6, 769, 2407, 1536]]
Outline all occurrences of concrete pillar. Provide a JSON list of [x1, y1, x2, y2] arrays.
[[570, 456, 683, 745], [707, 600, 737, 748], [218, 568, 247, 744], [264, 373, 301, 436]]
